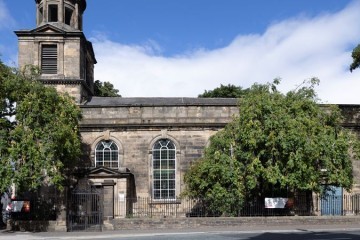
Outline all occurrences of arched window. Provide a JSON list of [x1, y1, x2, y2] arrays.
[[95, 140, 119, 169], [152, 139, 176, 200]]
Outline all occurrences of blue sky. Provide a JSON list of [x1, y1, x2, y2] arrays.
[[1, 0, 360, 103]]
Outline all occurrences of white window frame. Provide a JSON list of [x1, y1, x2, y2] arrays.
[[152, 139, 176, 200], [95, 140, 119, 169]]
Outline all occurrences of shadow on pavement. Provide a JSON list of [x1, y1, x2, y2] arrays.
[[224, 229, 360, 240]]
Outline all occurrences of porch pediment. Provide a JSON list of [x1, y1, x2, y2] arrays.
[[87, 167, 131, 178]]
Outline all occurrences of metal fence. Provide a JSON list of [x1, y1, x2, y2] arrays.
[[316, 194, 360, 216], [67, 186, 103, 232], [118, 194, 360, 218]]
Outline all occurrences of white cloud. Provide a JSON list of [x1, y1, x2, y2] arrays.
[[92, 1, 360, 104]]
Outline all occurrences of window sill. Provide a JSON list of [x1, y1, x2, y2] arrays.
[[149, 199, 181, 205]]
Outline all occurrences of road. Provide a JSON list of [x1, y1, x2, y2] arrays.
[[1, 228, 360, 240], [121, 229, 360, 240]]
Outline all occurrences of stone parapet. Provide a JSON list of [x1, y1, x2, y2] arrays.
[[80, 98, 239, 129], [111, 216, 360, 231], [8, 220, 66, 232]]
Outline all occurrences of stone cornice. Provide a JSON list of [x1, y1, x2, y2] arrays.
[[79, 123, 229, 131], [40, 78, 93, 94]]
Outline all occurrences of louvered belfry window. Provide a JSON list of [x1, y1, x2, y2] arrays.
[[41, 45, 57, 74]]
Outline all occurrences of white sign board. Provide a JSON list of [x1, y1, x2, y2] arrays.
[[119, 193, 125, 202], [265, 198, 288, 208]]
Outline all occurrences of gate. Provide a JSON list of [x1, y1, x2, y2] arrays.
[[67, 184, 103, 231], [321, 186, 343, 216]]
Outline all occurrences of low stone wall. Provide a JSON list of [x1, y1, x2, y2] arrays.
[[8, 220, 66, 232], [7, 216, 360, 232], [111, 216, 360, 231]]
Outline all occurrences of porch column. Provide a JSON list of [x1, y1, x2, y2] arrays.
[[102, 180, 115, 220]]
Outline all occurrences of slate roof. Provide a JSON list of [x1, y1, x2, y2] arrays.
[[82, 97, 238, 107]]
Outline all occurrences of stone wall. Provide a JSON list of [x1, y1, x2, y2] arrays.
[[111, 216, 360, 231], [16, 25, 96, 103], [339, 105, 360, 191], [80, 99, 239, 198], [79, 101, 360, 198]]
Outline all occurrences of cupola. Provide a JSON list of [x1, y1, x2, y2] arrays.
[[35, 0, 86, 31]]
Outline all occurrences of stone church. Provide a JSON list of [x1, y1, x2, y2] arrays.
[[14, 0, 360, 223]]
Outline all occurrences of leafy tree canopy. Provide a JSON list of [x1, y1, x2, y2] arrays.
[[350, 44, 360, 72], [94, 80, 121, 97], [184, 78, 360, 215], [0, 61, 82, 193], [198, 84, 249, 98]]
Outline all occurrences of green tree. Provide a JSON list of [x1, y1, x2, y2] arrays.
[[184, 78, 360, 215], [94, 80, 121, 97], [0, 61, 82, 193], [350, 44, 360, 72], [198, 84, 248, 98]]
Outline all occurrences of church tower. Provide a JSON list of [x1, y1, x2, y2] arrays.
[[15, 0, 96, 103]]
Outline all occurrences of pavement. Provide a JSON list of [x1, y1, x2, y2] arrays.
[[1, 223, 360, 240]]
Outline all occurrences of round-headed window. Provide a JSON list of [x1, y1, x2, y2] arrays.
[[95, 140, 119, 169], [152, 139, 176, 199]]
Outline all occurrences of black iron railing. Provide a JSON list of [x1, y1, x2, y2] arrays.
[[117, 194, 360, 218]]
